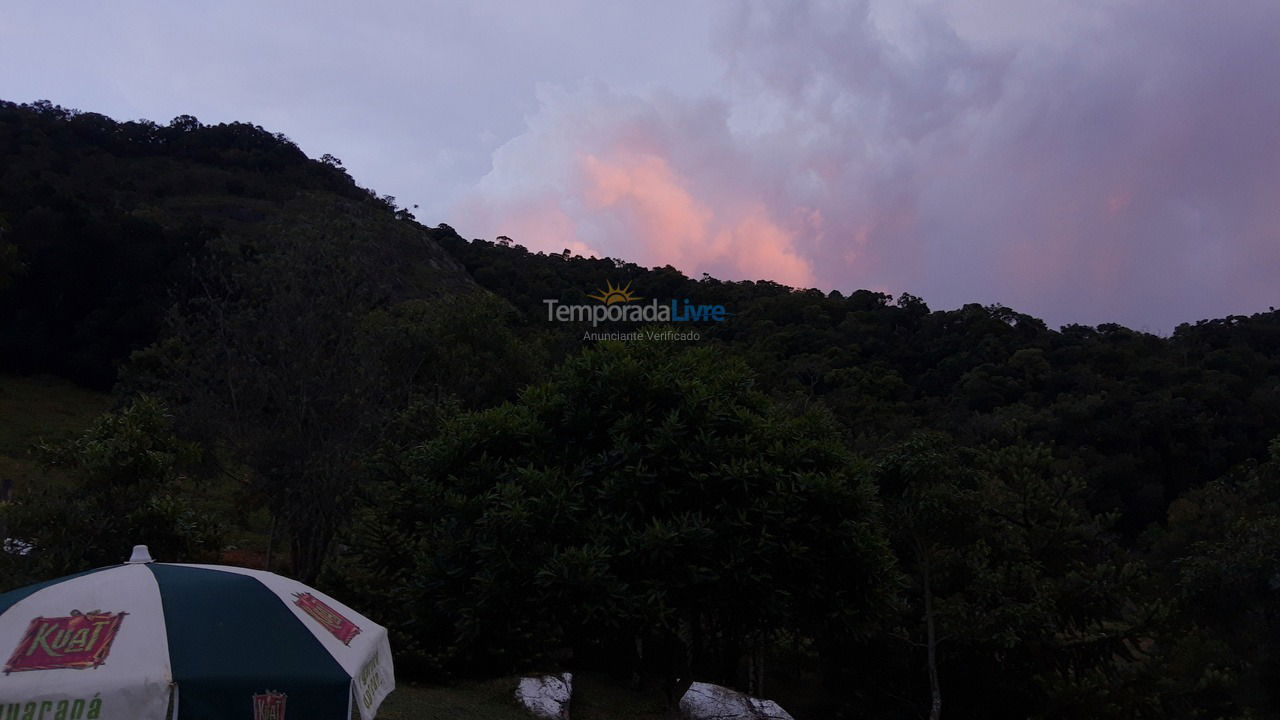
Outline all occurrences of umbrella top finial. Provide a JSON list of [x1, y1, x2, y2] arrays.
[[126, 544, 154, 564]]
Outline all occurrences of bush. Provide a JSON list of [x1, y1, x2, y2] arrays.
[[0, 396, 221, 587]]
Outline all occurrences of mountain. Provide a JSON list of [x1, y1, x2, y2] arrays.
[[0, 99, 471, 388], [4, 97, 1278, 532], [5, 98, 1280, 718]]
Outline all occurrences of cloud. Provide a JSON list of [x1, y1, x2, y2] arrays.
[[455, 82, 818, 286], [457, 0, 1280, 329], [7, 0, 1276, 328]]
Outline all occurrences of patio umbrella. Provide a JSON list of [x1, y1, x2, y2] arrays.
[[0, 546, 394, 720]]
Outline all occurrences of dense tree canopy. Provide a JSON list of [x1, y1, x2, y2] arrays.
[[441, 234, 1280, 532], [344, 339, 897, 693], [0, 99, 442, 387], [2, 100, 1279, 719]]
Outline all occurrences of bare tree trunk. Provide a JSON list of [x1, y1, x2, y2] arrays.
[[264, 513, 277, 572], [923, 550, 942, 720], [290, 518, 332, 584], [664, 619, 696, 720], [746, 644, 766, 696], [664, 676, 693, 720], [631, 635, 644, 690], [0, 478, 11, 540], [754, 646, 765, 698]]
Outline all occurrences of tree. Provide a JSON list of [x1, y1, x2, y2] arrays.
[[126, 194, 531, 583], [872, 435, 1163, 719], [129, 204, 445, 581], [1144, 437, 1280, 717], [0, 219, 19, 291], [0, 396, 221, 587], [168, 114, 201, 132], [344, 336, 897, 711]]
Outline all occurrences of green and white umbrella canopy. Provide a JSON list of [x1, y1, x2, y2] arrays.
[[0, 546, 394, 720]]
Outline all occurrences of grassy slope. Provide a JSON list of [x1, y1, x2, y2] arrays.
[[0, 374, 112, 492], [378, 674, 667, 720], [0, 373, 279, 566]]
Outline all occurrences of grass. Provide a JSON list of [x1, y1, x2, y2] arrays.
[[375, 673, 669, 720], [570, 674, 668, 719], [0, 374, 112, 493], [376, 677, 529, 720], [0, 373, 275, 565]]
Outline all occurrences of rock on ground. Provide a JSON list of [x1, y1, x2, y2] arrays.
[[679, 681, 794, 720], [515, 672, 573, 720]]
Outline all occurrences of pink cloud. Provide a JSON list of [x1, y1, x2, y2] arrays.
[[578, 149, 815, 286], [715, 205, 815, 288], [579, 150, 714, 267], [455, 1, 1280, 330]]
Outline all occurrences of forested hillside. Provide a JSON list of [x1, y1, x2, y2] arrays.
[[0, 99, 470, 388], [440, 235, 1280, 532], [2, 100, 1278, 719]]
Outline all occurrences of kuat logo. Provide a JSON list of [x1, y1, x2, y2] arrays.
[[293, 592, 361, 645], [253, 691, 287, 720], [4, 611, 126, 674]]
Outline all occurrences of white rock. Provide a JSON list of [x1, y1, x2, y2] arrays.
[[2, 538, 33, 556], [516, 672, 573, 720], [679, 681, 794, 720]]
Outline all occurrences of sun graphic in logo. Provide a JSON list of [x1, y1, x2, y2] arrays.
[[588, 280, 643, 305]]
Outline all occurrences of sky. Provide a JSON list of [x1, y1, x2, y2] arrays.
[[2, 0, 1277, 332]]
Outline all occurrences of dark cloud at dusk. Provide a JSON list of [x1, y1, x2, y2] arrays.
[[3, 0, 1276, 330]]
